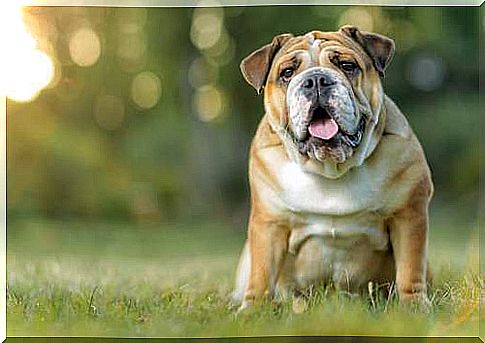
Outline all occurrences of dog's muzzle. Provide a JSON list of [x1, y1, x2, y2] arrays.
[[286, 67, 365, 162]]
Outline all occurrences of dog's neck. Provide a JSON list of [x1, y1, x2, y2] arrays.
[[265, 97, 387, 179]]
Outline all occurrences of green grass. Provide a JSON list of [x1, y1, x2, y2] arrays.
[[7, 217, 482, 337]]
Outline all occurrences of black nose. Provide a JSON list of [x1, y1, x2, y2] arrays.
[[302, 74, 335, 90]]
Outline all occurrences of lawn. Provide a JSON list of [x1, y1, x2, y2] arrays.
[[6, 216, 482, 338]]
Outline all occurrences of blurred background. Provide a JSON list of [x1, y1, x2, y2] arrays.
[[4, 5, 479, 261]]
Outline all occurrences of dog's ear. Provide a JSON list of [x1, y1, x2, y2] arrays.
[[339, 25, 395, 78], [240, 33, 293, 94]]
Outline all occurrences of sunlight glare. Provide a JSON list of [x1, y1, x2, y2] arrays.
[[0, 3, 55, 102]]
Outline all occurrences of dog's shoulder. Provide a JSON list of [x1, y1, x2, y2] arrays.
[[382, 95, 411, 138], [248, 116, 289, 210], [367, 95, 433, 210]]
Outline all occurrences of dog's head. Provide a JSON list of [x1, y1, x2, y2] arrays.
[[241, 26, 395, 176]]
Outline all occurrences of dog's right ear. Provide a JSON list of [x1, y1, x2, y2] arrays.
[[240, 33, 293, 94]]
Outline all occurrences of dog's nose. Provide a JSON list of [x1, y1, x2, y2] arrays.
[[302, 74, 335, 90]]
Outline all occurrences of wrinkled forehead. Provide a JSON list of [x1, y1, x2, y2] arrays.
[[273, 30, 370, 67]]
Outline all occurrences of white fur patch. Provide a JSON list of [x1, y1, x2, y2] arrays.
[[278, 161, 381, 215], [232, 242, 250, 303], [305, 32, 315, 43], [310, 39, 321, 62]]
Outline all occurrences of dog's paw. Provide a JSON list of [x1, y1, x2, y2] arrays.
[[400, 292, 432, 313], [235, 300, 254, 316], [291, 296, 308, 314]]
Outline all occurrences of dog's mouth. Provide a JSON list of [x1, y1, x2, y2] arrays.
[[295, 106, 365, 159], [304, 106, 364, 147], [308, 107, 340, 141]]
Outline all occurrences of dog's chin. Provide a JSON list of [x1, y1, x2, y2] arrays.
[[294, 118, 365, 164], [296, 135, 353, 163]]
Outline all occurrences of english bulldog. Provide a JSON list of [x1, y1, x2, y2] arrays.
[[233, 26, 433, 312]]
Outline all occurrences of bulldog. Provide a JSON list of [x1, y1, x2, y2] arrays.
[[233, 26, 433, 311]]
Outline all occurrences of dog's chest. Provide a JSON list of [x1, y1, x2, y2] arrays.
[[277, 161, 384, 216], [274, 161, 391, 253]]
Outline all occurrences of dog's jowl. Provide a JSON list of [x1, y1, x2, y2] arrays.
[[233, 26, 433, 312]]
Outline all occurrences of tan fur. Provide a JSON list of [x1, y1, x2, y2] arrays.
[[235, 27, 433, 311]]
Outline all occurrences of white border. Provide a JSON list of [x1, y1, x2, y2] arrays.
[[12, 0, 485, 7], [1, 95, 6, 342], [1, 2, 482, 342]]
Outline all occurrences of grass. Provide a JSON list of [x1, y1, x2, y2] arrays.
[[6, 217, 482, 337]]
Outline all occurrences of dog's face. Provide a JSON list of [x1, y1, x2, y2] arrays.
[[241, 26, 395, 165]]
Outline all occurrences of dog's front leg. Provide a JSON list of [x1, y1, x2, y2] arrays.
[[239, 213, 289, 311], [389, 179, 432, 309]]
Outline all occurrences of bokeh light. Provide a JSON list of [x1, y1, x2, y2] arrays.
[[115, 8, 147, 72], [68, 27, 101, 67], [407, 55, 446, 92], [115, 8, 147, 34], [190, 7, 224, 50], [193, 84, 225, 122], [188, 57, 218, 89], [203, 30, 236, 67], [338, 8, 374, 32], [0, 4, 55, 102], [94, 94, 125, 131], [189, 1, 234, 122], [116, 32, 146, 71], [131, 71, 162, 109]]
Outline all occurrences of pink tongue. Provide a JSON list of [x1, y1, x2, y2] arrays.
[[308, 117, 339, 140]]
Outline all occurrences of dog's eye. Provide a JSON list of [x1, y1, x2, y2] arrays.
[[280, 67, 295, 81], [339, 61, 358, 73]]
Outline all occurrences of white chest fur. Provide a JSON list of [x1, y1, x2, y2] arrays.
[[277, 161, 391, 254], [278, 161, 384, 216], [270, 161, 393, 289]]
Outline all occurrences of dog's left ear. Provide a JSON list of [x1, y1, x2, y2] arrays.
[[339, 25, 395, 78], [240, 33, 293, 94]]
